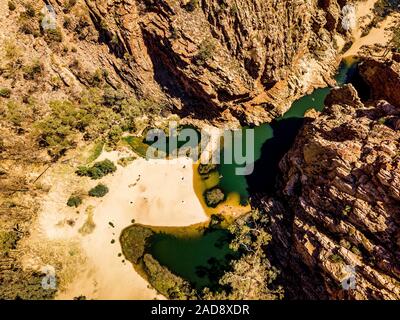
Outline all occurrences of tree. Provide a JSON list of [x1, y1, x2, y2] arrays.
[[88, 184, 109, 197]]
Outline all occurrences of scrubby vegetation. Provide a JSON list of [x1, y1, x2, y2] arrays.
[[183, 0, 199, 12], [8, 1, 16, 11], [86, 141, 104, 163], [0, 88, 11, 98], [117, 156, 137, 167], [198, 163, 218, 175], [76, 159, 116, 179], [390, 24, 400, 52], [34, 89, 161, 159], [0, 230, 21, 255], [88, 184, 109, 197], [203, 210, 283, 300], [204, 187, 225, 208], [78, 206, 96, 235]]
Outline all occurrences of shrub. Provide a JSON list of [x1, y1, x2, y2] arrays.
[[88, 184, 109, 197], [117, 156, 136, 167], [86, 141, 104, 163], [0, 88, 11, 98], [23, 60, 43, 80], [204, 187, 225, 208], [0, 230, 20, 254], [351, 246, 362, 256], [391, 25, 400, 52], [120, 225, 154, 264], [90, 68, 104, 87], [329, 254, 343, 263], [23, 3, 36, 17], [76, 159, 117, 179], [8, 1, 16, 11], [19, 20, 40, 37], [124, 136, 149, 158], [184, 0, 199, 12], [341, 205, 352, 216], [67, 195, 82, 208], [143, 254, 193, 299], [45, 28, 63, 43], [64, 0, 77, 13]]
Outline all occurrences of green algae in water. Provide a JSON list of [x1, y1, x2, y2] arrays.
[[148, 229, 235, 289], [144, 59, 360, 290]]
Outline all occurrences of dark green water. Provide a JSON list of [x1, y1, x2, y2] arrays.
[[147, 59, 360, 290], [149, 229, 234, 289]]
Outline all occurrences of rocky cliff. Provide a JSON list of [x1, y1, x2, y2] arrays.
[[260, 56, 400, 299]]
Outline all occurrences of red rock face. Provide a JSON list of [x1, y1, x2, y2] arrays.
[[82, 0, 348, 126], [264, 57, 400, 300]]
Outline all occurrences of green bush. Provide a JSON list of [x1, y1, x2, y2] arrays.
[[0, 88, 11, 98], [45, 28, 63, 43], [67, 195, 82, 208], [64, 0, 77, 13], [120, 225, 154, 264], [194, 39, 215, 65], [184, 0, 199, 12], [204, 187, 225, 208], [329, 254, 343, 263], [88, 184, 109, 197], [0, 230, 20, 254], [23, 3, 36, 17], [198, 163, 217, 175], [76, 159, 117, 179]]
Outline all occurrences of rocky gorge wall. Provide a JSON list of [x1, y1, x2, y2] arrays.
[[257, 57, 400, 300], [80, 0, 351, 126]]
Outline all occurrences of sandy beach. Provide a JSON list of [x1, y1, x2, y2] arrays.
[[23, 149, 209, 300], [343, 0, 399, 57]]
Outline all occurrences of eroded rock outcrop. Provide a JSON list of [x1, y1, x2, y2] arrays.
[[81, 0, 352, 125], [262, 57, 400, 299]]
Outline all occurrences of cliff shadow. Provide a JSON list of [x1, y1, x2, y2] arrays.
[[141, 30, 222, 121]]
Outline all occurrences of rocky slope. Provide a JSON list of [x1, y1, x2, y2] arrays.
[[0, 0, 389, 299], [85, 0, 348, 125], [259, 56, 400, 299]]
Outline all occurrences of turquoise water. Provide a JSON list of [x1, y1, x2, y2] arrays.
[[148, 229, 234, 289], [218, 60, 357, 198]]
